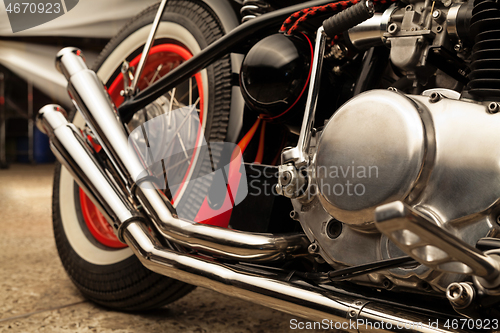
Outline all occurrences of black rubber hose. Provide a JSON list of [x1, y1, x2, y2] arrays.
[[322, 0, 374, 38]]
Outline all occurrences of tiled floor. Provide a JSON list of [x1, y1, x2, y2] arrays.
[[0, 164, 328, 333]]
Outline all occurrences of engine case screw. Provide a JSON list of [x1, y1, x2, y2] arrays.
[[432, 9, 441, 19], [446, 282, 475, 309], [383, 279, 393, 290], [454, 43, 463, 52], [488, 102, 499, 114], [290, 210, 299, 221], [308, 242, 319, 254], [429, 92, 441, 103], [281, 171, 292, 186], [388, 23, 398, 34]]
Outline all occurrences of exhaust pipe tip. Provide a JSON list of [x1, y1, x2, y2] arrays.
[[56, 47, 87, 80], [37, 104, 68, 135]]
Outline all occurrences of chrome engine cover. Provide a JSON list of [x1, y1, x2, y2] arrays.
[[295, 89, 500, 292], [315, 90, 429, 225]]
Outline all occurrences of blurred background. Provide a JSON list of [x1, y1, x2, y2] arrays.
[[0, 0, 157, 167]]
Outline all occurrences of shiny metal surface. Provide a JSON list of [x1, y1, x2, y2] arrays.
[[56, 47, 146, 186], [314, 90, 427, 225], [380, 4, 397, 36], [408, 94, 500, 223], [295, 90, 500, 293], [446, 282, 475, 309], [240, 0, 272, 23], [375, 201, 500, 284], [421, 88, 461, 100], [55, 47, 309, 262], [37, 105, 136, 234], [446, 3, 461, 38], [276, 164, 308, 199], [282, 27, 326, 167], [124, 221, 461, 333], [346, 13, 384, 50], [128, 0, 168, 97]]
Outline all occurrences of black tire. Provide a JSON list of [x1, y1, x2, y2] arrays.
[[52, 0, 233, 311]]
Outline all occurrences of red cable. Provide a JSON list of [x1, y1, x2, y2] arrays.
[[232, 117, 262, 163], [254, 121, 266, 164]]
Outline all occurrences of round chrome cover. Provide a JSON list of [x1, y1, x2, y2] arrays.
[[314, 90, 426, 225]]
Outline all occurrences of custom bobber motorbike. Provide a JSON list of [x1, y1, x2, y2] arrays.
[[36, 0, 500, 330]]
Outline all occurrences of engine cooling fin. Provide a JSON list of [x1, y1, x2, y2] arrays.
[[467, 0, 500, 100]]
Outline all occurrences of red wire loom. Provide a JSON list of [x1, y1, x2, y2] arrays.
[[281, 0, 397, 36]]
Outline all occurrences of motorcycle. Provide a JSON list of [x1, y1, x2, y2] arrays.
[[36, 0, 500, 331]]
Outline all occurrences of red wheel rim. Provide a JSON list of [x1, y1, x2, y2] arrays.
[[79, 43, 204, 248]]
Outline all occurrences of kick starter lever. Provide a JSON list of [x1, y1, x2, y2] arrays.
[[375, 201, 500, 291]]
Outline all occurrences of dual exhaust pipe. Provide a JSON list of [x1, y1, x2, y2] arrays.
[[38, 47, 462, 332]]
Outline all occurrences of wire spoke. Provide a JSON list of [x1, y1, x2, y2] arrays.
[[177, 132, 190, 159], [148, 64, 163, 86], [165, 156, 192, 172]]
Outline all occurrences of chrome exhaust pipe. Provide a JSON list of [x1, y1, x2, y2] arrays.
[[125, 221, 462, 333], [54, 47, 308, 262], [37, 105, 143, 240], [38, 51, 462, 333]]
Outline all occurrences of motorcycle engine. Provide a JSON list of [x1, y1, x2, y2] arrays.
[[291, 88, 500, 293], [273, 0, 500, 294]]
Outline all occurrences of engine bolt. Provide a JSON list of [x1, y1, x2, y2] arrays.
[[429, 92, 441, 103], [454, 43, 463, 52], [383, 279, 393, 289], [432, 9, 441, 19], [308, 242, 319, 254], [281, 171, 292, 186], [388, 23, 398, 34], [446, 283, 475, 309], [290, 210, 299, 221], [488, 102, 499, 114]]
